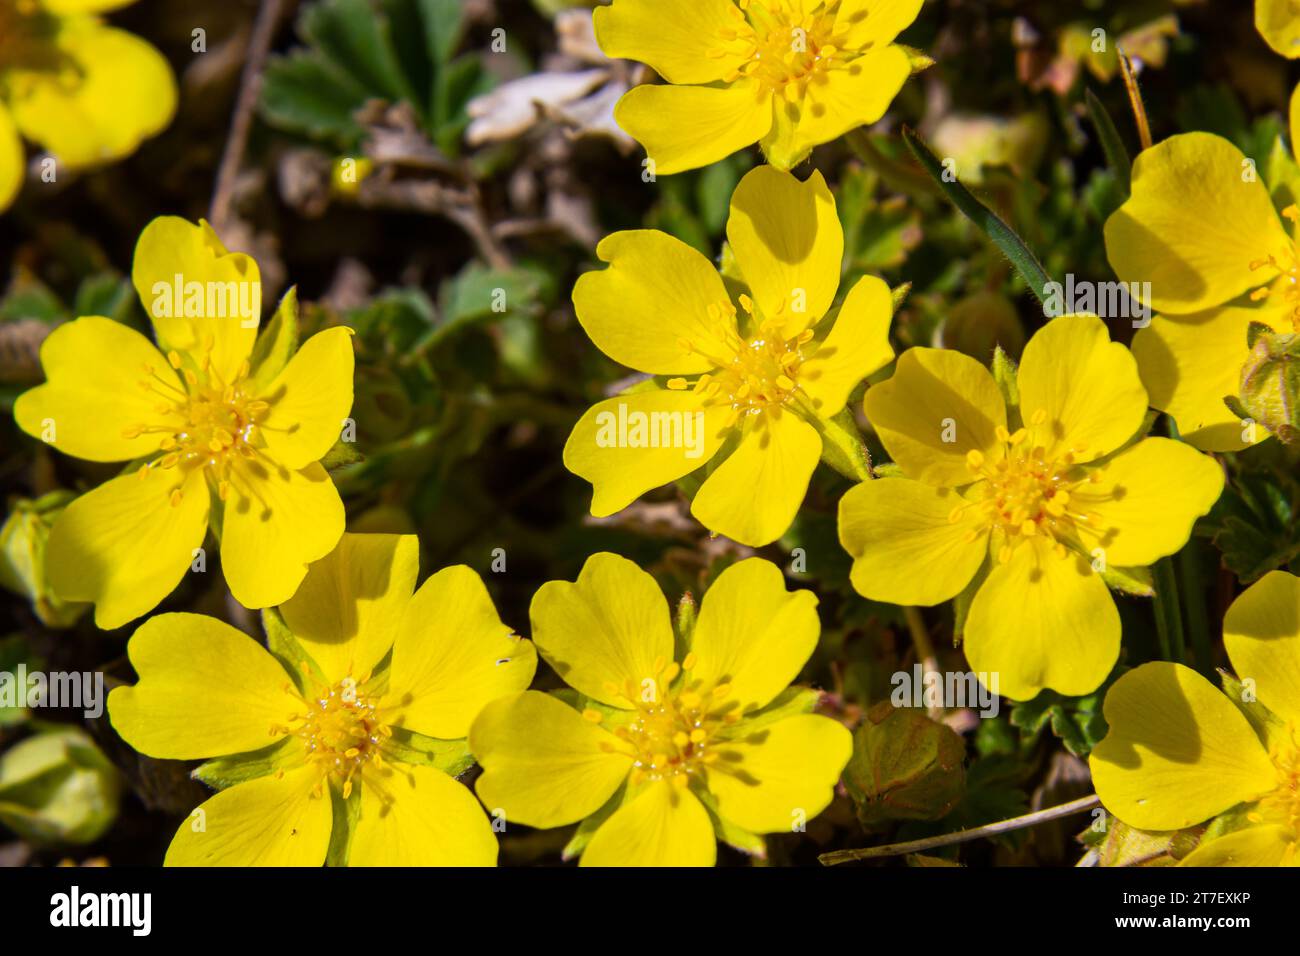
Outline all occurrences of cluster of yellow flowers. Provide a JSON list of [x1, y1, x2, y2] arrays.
[[9, 0, 1300, 867]]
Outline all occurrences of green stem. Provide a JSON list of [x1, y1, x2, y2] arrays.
[[900, 126, 1056, 306], [1178, 541, 1214, 676], [1152, 557, 1185, 664]]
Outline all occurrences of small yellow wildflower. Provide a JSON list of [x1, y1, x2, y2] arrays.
[[469, 552, 851, 866], [1091, 571, 1300, 866], [566, 165, 895, 547], [1104, 115, 1300, 451], [1256, 0, 1300, 58], [0, 0, 177, 211], [14, 216, 356, 628], [596, 0, 923, 173], [108, 533, 538, 866], [840, 313, 1224, 701]]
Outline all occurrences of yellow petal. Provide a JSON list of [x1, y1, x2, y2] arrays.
[[1017, 313, 1147, 463], [258, 328, 355, 469], [789, 44, 912, 158], [132, 216, 261, 385], [163, 767, 331, 867], [1179, 825, 1299, 867], [563, 388, 731, 517], [14, 316, 181, 462], [38, 1, 137, 15], [529, 552, 673, 707], [573, 229, 735, 375], [108, 611, 302, 759], [798, 274, 895, 416], [46, 466, 209, 630], [690, 406, 821, 547], [581, 779, 716, 866], [0, 103, 22, 212], [219, 460, 345, 611], [349, 764, 497, 866], [964, 537, 1118, 700], [838, 477, 988, 606], [706, 714, 851, 834], [613, 80, 772, 176], [1074, 438, 1223, 567], [863, 347, 1007, 486], [1293, 81, 1300, 163], [837, 0, 926, 48], [1104, 133, 1289, 314], [470, 691, 633, 828], [383, 565, 537, 740], [689, 558, 820, 712], [5, 22, 175, 167], [726, 166, 843, 338], [1089, 662, 1276, 831], [1224, 571, 1300, 726], [279, 533, 419, 684], [1257, 0, 1300, 58], [1132, 306, 1271, 452], [593, 0, 747, 84]]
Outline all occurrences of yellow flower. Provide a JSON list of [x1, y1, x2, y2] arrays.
[[596, 0, 922, 173], [14, 216, 356, 628], [840, 313, 1224, 701], [1091, 571, 1300, 866], [469, 552, 851, 866], [565, 165, 895, 546], [0, 0, 177, 211], [1257, 0, 1300, 58], [107, 533, 538, 866], [1104, 120, 1300, 451]]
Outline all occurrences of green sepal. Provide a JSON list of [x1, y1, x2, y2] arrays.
[[192, 738, 299, 791], [1100, 564, 1154, 598], [900, 46, 935, 74], [262, 607, 323, 693], [318, 435, 366, 470], [872, 461, 905, 478], [382, 727, 475, 778], [562, 780, 631, 862], [1218, 669, 1286, 751], [675, 590, 697, 658], [990, 346, 1020, 422], [693, 786, 767, 858], [248, 287, 300, 393], [716, 686, 820, 740], [325, 781, 362, 867], [952, 556, 990, 642], [807, 405, 873, 482]]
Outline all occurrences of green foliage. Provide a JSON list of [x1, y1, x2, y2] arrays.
[[844, 702, 966, 827]]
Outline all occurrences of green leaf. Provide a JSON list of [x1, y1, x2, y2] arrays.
[[301, 0, 415, 106], [1084, 87, 1132, 199], [260, 48, 370, 147], [249, 287, 301, 392], [901, 126, 1055, 306], [843, 702, 966, 827]]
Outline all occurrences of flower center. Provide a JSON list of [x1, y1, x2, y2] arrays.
[[274, 675, 393, 799], [716, 0, 851, 97], [954, 413, 1106, 563], [1255, 724, 1300, 843], [124, 339, 277, 507], [667, 294, 814, 426], [591, 654, 740, 785], [1249, 204, 1300, 332]]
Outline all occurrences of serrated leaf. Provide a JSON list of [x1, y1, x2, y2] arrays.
[[261, 48, 369, 147], [301, 0, 415, 106]]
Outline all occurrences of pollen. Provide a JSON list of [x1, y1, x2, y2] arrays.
[[1248, 207, 1300, 332], [1256, 722, 1300, 841], [612, 656, 732, 784], [719, 0, 855, 98], [279, 675, 391, 798], [957, 412, 1107, 561]]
